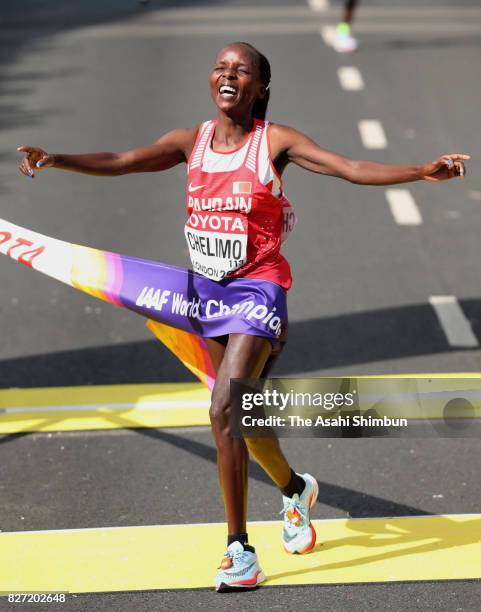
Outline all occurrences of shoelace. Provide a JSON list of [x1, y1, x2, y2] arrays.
[[280, 497, 308, 526], [219, 547, 246, 569]]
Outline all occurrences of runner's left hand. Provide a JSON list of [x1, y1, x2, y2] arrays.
[[422, 153, 470, 182]]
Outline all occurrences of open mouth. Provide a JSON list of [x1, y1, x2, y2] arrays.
[[218, 84, 237, 99]]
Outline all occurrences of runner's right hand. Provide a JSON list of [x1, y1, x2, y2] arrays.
[[17, 146, 54, 178]]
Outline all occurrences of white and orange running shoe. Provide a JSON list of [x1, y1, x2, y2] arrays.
[[281, 473, 319, 554], [214, 541, 265, 592]]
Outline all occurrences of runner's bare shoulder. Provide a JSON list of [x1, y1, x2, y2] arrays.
[[265, 122, 296, 166]]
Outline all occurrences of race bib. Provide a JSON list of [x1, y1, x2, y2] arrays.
[[281, 199, 297, 243], [184, 211, 248, 281]]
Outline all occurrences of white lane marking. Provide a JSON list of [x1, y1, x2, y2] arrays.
[[308, 0, 329, 12], [337, 66, 364, 91], [429, 296, 479, 348], [358, 120, 387, 149], [385, 189, 422, 226], [320, 25, 337, 46], [1, 400, 211, 414], [347, 23, 481, 34], [344, 7, 481, 18], [90, 6, 481, 22], [467, 190, 481, 201], [71, 21, 481, 40]]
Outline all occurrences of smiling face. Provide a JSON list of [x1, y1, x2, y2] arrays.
[[210, 44, 266, 118]]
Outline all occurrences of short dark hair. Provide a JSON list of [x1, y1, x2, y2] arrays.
[[230, 42, 271, 120]]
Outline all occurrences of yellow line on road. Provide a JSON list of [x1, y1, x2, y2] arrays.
[[0, 383, 210, 433], [0, 514, 479, 593], [1, 375, 481, 434]]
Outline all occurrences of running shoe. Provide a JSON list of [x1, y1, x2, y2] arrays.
[[214, 541, 265, 592], [333, 22, 358, 53], [281, 472, 319, 554]]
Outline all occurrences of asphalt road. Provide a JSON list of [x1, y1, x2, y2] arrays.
[[1, 0, 481, 610]]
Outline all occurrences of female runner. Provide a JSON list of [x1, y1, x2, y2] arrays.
[[17, 42, 469, 591]]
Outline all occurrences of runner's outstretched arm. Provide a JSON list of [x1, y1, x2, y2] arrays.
[[17, 126, 198, 178], [269, 124, 470, 186]]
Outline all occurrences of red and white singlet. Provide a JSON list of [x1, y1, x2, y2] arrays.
[[184, 118, 296, 290]]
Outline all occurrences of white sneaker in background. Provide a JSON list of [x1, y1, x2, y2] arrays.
[[333, 22, 359, 53]]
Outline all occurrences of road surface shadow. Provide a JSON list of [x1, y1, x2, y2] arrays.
[[1, 298, 481, 388]]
